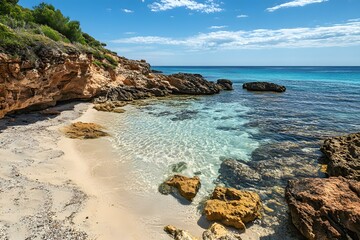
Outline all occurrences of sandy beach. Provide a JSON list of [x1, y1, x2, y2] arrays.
[[0, 102, 137, 239], [0, 101, 272, 240]]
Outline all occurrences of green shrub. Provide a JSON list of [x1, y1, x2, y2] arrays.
[[0, 23, 21, 48], [0, 1, 112, 59], [40, 25, 61, 41], [104, 54, 118, 66]]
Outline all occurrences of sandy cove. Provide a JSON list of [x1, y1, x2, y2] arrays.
[[0, 102, 144, 239], [0, 101, 272, 240]]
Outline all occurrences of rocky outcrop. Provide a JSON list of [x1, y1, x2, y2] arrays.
[[202, 223, 242, 240], [164, 225, 198, 240], [286, 177, 360, 240], [320, 132, 360, 180], [216, 79, 233, 91], [242, 82, 286, 92], [204, 187, 261, 230], [1, 50, 228, 118], [168, 73, 221, 95], [163, 175, 201, 201], [63, 122, 109, 139]]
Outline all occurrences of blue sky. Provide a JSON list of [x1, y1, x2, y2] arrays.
[[19, 0, 360, 66]]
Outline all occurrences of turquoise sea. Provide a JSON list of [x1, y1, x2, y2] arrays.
[[103, 66, 360, 238]]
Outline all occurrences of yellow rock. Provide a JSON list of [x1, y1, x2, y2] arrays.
[[319, 164, 328, 174], [165, 175, 201, 201], [63, 122, 109, 139], [204, 187, 262, 230]]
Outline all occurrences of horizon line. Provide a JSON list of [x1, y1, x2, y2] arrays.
[[152, 65, 360, 67]]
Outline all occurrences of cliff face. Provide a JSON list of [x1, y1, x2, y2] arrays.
[[0, 47, 223, 118], [0, 49, 114, 118]]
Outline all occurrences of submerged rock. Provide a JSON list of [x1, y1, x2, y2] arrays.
[[216, 79, 233, 91], [158, 182, 173, 195], [164, 225, 198, 240], [204, 187, 262, 230], [171, 162, 188, 173], [165, 175, 201, 201], [202, 223, 242, 240], [242, 82, 286, 92], [218, 159, 261, 188], [63, 122, 109, 139], [320, 132, 360, 180], [286, 177, 360, 240]]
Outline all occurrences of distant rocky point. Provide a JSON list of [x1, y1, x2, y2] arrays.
[[242, 82, 286, 92]]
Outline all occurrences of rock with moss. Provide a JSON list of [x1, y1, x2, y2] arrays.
[[63, 122, 109, 139]]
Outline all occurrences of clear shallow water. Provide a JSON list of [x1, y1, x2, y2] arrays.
[[102, 66, 360, 238]]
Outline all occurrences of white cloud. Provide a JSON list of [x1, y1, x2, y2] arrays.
[[124, 32, 136, 35], [112, 21, 360, 50], [209, 25, 227, 29], [266, 0, 328, 12], [148, 0, 222, 13], [122, 9, 134, 13], [237, 14, 248, 18], [348, 18, 360, 22]]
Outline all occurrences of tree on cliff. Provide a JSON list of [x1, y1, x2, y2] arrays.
[[33, 3, 86, 44]]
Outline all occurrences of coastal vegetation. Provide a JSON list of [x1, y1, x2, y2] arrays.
[[0, 0, 117, 68]]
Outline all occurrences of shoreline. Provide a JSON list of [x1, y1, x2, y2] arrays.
[[0, 102, 143, 239], [2, 93, 355, 239], [57, 106, 144, 240], [0, 99, 290, 240], [62, 101, 273, 240]]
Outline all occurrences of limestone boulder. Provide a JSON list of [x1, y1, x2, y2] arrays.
[[165, 175, 201, 201], [204, 187, 262, 230]]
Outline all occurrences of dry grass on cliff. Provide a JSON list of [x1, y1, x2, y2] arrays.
[[63, 122, 109, 139]]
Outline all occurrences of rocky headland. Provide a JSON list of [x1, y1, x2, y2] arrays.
[[0, 49, 230, 119]]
